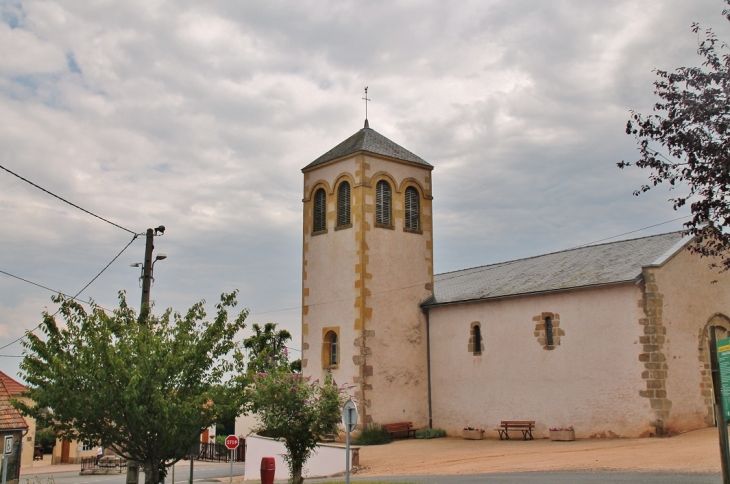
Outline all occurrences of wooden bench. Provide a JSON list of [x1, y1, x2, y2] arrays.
[[495, 420, 535, 441], [382, 422, 418, 440]]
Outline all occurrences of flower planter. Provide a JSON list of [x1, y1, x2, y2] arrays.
[[462, 429, 484, 440], [549, 430, 575, 441]]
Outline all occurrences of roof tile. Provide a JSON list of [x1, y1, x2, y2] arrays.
[[426, 232, 686, 306], [0, 380, 28, 431]]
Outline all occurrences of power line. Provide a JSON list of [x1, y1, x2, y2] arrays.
[[248, 215, 692, 316], [0, 234, 138, 352], [569, 216, 690, 250], [0, 164, 138, 235]]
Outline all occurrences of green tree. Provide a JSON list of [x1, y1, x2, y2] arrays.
[[620, 0, 730, 271], [15, 291, 249, 484], [243, 322, 294, 373], [248, 367, 348, 484]]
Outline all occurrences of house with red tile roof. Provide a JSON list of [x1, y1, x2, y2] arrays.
[[0, 377, 28, 484], [0, 372, 35, 470]]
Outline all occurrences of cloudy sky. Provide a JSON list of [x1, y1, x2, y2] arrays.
[[0, 0, 725, 380]]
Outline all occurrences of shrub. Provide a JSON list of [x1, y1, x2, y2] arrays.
[[353, 423, 391, 445], [415, 428, 446, 439]]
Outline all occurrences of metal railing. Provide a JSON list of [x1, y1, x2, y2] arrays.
[[80, 457, 127, 473], [195, 441, 245, 462]]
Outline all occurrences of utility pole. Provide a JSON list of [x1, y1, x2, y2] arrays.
[[127, 226, 165, 484], [139, 228, 154, 321]]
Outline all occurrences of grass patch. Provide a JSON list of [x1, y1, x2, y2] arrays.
[[353, 423, 391, 445], [415, 427, 446, 439]]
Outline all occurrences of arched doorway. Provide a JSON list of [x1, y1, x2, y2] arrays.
[[698, 314, 730, 425]]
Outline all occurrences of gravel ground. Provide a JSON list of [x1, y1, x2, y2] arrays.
[[353, 427, 722, 476]]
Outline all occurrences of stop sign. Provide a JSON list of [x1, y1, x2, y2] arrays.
[[224, 435, 239, 450]]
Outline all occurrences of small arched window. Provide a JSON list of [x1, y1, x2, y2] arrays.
[[313, 188, 327, 233], [545, 316, 554, 347], [472, 325, 482, 356], [376, 180, 391, 226], [337, 182, 351, 227], [330, 333, 338, 366], [405, 186, 420, 230]]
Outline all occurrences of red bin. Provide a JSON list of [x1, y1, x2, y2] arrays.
[[260, 456, 275, 484]]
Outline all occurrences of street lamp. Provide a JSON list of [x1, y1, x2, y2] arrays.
[[130, 253, 167, 286], [133, 227, 166, 320]]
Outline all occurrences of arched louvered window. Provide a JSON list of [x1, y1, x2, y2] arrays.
[[404, 186, 420, 230], [376, 181, 391, 226], [545, 316, 554, 346], [313, 188, 327, 233], [337, 182, 351, 227]]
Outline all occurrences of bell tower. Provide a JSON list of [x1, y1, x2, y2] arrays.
[[301, 120, 434, 426]]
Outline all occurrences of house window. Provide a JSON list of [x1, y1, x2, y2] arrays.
[[471, 324, 482, 356], [323, 330, 339, 367], [82, 442, 94, 451], [404, 186, 420, 231], [376, 180, 391, 226], [313, 188, 327, 233], [546, 316, 554, 347], [337, 182, 351, 227]]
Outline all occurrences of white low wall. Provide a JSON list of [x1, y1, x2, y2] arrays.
[[244, 435, 359, 481]]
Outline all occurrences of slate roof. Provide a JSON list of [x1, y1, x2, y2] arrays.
[[0, 379, 27, 431], [0, 372, 27, 397], [303, 122, 431, 170], [424, 231, 688, 306]]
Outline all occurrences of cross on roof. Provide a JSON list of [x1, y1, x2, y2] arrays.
[[362, 87, 370, 123]]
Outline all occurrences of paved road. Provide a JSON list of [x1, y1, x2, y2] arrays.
[[309, 471, 722, 483], [21, 461, 245, 484], [22, 466, 722, 484]]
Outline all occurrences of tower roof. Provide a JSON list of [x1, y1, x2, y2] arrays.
[[303, 122, 431, 170]]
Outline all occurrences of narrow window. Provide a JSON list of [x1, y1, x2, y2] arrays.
[[405, 186, 420, 230], [473, 325, 482, 355], [546, 316, 554, 346], [337, 182, 351, 227], [330, 333, 338, 366], [313, 188, 327, 232], [376, 181, 391, 226]]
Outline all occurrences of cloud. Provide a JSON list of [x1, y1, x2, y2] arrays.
[[0, 0, 725, 378]]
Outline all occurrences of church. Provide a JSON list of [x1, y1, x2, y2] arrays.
[[300, 120, 730, 439]]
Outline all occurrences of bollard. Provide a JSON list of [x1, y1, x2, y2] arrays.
[[260, 457, 275, 484]]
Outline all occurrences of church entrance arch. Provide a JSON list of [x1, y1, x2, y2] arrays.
[[699, 314, 730, 425]]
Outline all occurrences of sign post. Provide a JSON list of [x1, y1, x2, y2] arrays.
[[341, 399, 358, 484], [711, 331, 730, 484], [224, 435, 239, 484], [1, 435, 12, 484]]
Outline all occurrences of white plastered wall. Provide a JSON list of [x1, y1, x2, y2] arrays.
[[428, 283, 655, 438]]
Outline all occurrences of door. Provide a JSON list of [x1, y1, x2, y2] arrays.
[[61, 440, 70, 464]]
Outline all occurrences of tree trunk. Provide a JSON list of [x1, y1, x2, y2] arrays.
[[291, 462, 303, 484], [143, 461, 159, 484]]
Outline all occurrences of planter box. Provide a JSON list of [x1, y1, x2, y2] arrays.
[[462, 430, 484, 440], [549, 430, 575, 441]]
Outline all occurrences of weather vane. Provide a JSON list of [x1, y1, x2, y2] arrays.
[[362, 87, 370, 122]]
